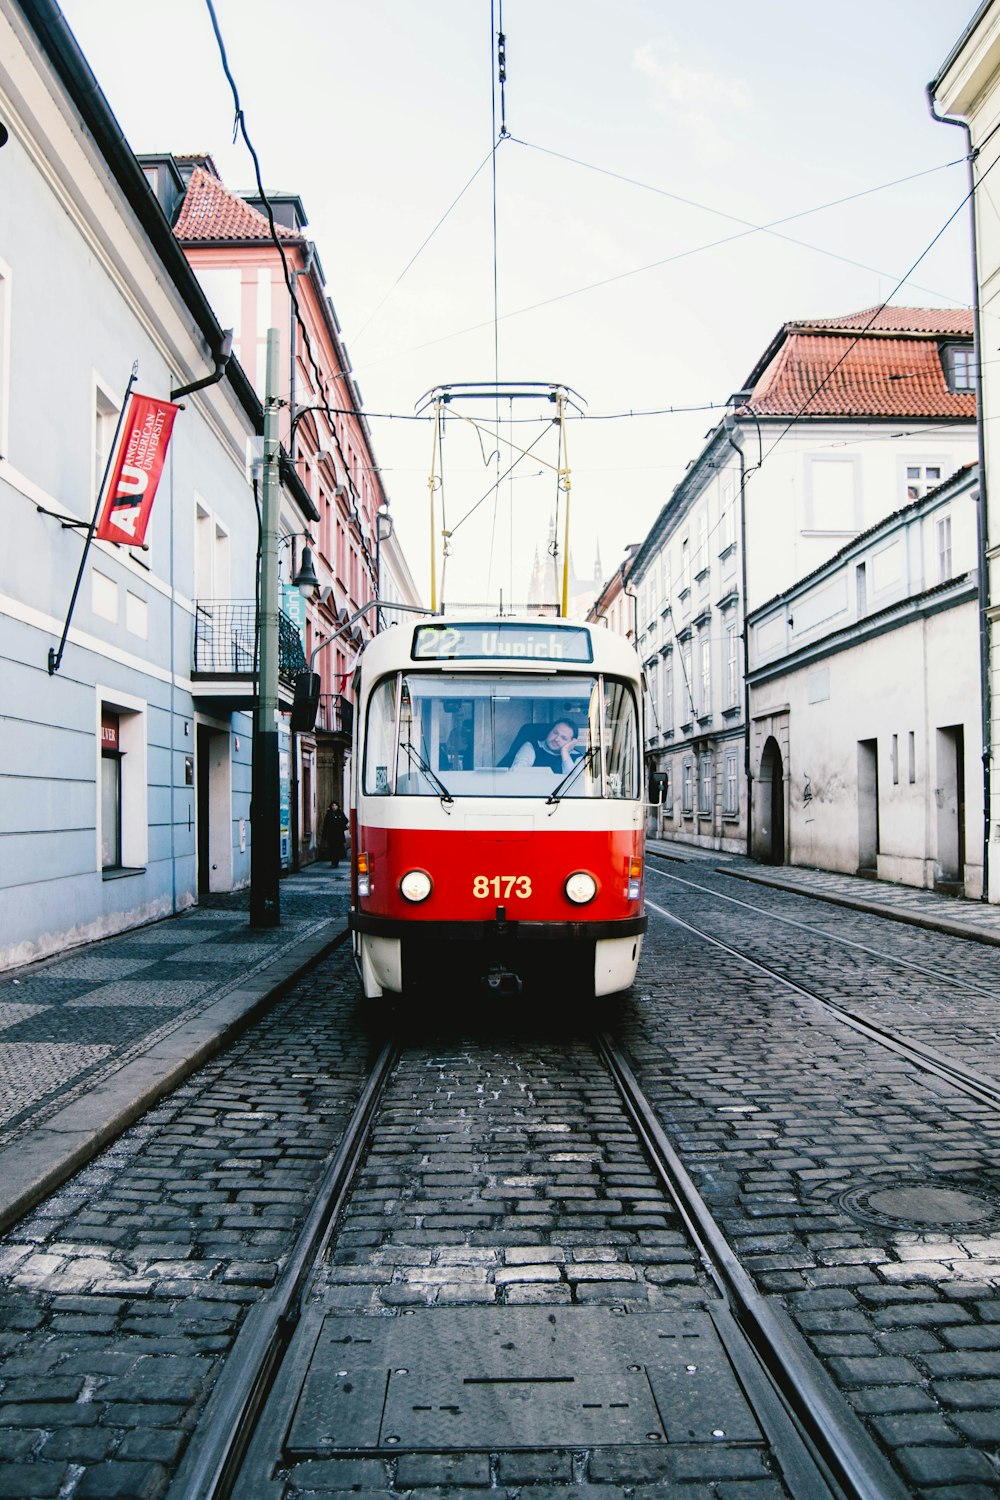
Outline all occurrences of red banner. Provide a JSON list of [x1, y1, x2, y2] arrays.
[[95, 393, 179, 547]]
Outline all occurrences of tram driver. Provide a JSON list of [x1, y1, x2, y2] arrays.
[[499, 719, 581, 774]]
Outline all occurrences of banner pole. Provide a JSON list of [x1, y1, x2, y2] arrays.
[[48, 361, 139, 676]]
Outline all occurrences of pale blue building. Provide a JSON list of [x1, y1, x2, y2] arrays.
[[0, 0, 315, 966]]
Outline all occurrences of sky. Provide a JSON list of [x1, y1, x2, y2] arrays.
[[59, 0, 980, 610]]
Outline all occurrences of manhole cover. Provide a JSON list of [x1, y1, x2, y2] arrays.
[[286, 1307, 763, 1453], [838, 1179, 1000, 1230]]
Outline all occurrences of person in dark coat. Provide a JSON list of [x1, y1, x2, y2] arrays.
[[322, 801, 348, 866]]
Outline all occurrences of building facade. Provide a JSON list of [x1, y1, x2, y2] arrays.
[[747, 467, 983, 894], [932, 3, 1000, 902], [139, 155, 423, 863], [0, 0, 320, 965], [626, 308, 977, 855]]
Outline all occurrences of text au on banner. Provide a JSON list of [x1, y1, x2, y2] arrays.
[[95, 393, 179, 547]]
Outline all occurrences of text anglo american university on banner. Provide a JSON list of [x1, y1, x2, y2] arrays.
[[95, 393, 179, 547]]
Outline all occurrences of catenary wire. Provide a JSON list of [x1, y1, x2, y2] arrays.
[[509, 135, 967, 304], [345, 154, 973, 371], [756, 162, 997, 467], [347, 144, 499, 348], [203, 0, 380, 589]]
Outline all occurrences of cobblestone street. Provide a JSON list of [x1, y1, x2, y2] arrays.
[[1, 856, 999, 1494]]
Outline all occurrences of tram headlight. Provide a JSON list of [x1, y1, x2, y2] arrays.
[[564, 870, 597, 905], [400, 869, 432, 903]]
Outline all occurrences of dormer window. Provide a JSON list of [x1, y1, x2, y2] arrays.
[[941, 342, 976, 393]]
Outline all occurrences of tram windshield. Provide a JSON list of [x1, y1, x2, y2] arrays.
[[363, 672, 639, 800]]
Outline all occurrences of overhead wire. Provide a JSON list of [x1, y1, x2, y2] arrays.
[[756, 163, 996, 467], [509, 136, 968, 304], [202, 0, 380, 591], [347, 157, 971, 370], [486, 0, 505, 601], [347, 144, 498, 348]]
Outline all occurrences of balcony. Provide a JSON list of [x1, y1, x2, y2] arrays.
[[191, 599, 307, 710], [316, 693, 354, 738]]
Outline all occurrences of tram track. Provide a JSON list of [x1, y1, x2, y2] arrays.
[[644, 854, 1000, 1115], [165, 1015, 907, 1500]]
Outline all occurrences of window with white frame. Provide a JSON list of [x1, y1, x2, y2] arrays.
[[681, 641, 693, 722], [698, 752, 713, 815], [723, 749, 738, 816], [195, 499, 231, 600], [94, 380, 120, 506], [906, 463, 942, 500], [699, 631, 711, 716], [680, 538, 691, 593], [681, 757, 694, 815], [936, 515, 952, 581], [695, 509, 708, 578], [97, 690, 148, 874], [663, 654, 673, 735], [725, 619, 739, 707], [941, 343, 976, 393], [720, 474, 737, 552]]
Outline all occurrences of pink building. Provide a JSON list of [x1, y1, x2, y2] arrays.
[[141, 154, 416, 861]]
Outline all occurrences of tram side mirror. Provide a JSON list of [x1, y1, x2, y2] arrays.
[[290, 671, 321, 733], [649, 771, 669, 802]]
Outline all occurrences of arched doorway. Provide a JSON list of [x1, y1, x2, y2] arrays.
[[758, 736, 785, 865]]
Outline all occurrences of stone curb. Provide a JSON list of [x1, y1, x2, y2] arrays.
[[0, 921, 349, 1236], [720, 866, 1000, 948]]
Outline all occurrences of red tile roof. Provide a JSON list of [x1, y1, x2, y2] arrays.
[[787, 306, 973, 337], [744, 308, 975, 421], [174, 166, 300, 244]]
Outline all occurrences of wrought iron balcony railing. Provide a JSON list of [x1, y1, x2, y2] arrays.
[[193, 600, 307, 684], [316, 693, 354, 737]]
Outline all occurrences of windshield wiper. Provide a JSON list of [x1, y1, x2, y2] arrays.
[[402, 741, 454, 805], [546, 746, 598, 806]]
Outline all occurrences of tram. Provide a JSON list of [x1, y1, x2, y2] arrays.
[[348, 615, 646, 1000]]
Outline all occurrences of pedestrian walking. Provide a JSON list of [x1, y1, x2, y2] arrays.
[[322, 801, 348, 866]]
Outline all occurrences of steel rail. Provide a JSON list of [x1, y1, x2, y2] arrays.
[[597, 1034, 910, 1500], [167, 1039, 399, 1500], [646, 857, 1000, 996], [646, 895, 1000, 1113]]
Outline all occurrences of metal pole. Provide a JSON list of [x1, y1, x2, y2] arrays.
[[428, 401, 441, 613], [48, 362, 138, 675], [250, 329, 282, 927], [558, 390, 571, 618]]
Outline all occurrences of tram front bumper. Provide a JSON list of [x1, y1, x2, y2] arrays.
[[350, 912, 646, 999]]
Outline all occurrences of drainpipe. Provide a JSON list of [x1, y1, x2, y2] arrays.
[[170, 329, 233, 402], [287, 242, 315, 868], [288, 243, 316, 461], [724, 415, 756, 859], [927, 84, 992, 902]]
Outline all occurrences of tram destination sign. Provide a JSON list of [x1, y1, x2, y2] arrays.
[[412, 622, 593, 662]]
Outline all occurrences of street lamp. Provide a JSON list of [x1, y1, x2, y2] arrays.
[[374, 504, 393, 632], [277, 531, 319, 595]]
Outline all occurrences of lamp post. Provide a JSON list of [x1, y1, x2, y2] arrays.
[[374, 504, 392, 633], [250, 329, 282, 928]]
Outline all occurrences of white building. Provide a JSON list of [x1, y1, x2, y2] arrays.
[[0, 0, 316, 966], [748, 466, 983, 894], [628, 308, 977, 856], [932, 3, 1000, 902]]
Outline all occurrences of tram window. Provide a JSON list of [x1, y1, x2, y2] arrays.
[[602, 678, 640, 799], [363, 672, 639, 798], [363, 675, 399, 794]]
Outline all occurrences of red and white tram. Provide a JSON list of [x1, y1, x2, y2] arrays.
[[348, 615, 646, 1000]]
